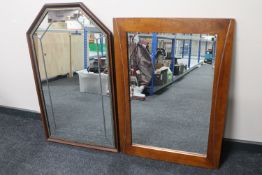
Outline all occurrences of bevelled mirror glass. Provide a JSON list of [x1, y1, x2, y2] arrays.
[[113, 18, 234, 168], [27, 3, 117, 151]]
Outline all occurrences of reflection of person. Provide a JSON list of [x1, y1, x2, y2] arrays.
[[129, 34, 153, 99], [129, 34, 152, 86]]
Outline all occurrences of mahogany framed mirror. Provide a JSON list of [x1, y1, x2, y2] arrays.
[[27, 3, 118, 152], [113, 18, 234, 168]]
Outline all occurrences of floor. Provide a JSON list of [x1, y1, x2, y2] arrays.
[[132, 64, 213, 153], [0, 110, 262, 175]]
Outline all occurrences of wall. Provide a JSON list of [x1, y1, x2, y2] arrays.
[[0, 0, 261, 143], [34, 32, 84, 80]]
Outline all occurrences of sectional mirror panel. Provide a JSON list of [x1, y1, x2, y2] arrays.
[[28, 5, 116, 149], [128, 33, 216, 154]]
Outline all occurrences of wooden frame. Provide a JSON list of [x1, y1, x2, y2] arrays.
[[113, 18, 235, 168], [27, 3, 119, 152]]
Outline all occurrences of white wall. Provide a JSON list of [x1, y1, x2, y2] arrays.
[[0, 0, 262, 143]]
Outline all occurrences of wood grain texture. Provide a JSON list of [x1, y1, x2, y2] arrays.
[[27, 2, 119, 152], [113, 18, 235, 168]]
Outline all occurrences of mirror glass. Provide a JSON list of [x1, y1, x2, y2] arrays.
[[32, 8, 114, 147], [127, 32, 217, 154]]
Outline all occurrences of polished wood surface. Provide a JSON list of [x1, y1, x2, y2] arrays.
[[113, 18, 235, 168], [27, 2, 119, 152]]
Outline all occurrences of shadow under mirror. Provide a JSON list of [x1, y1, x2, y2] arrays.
[[128, 32, 217, 154], [32, 8, 114, 148]]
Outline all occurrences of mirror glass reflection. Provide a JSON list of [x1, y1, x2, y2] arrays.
[[128, 32, 217, 154], [33, 8, 114, 147]]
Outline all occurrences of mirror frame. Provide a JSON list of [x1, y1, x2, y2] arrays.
[[26, 3, 119, 152], [113, 18, 235, 168]]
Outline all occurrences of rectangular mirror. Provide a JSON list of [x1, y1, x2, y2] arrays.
[[114, 18, 234, 168], [27, 3, 118, 151], [128, 32, 216, 154]]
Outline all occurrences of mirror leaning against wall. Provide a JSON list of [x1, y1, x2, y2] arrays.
[[114, 18, 234, 168], [128, 33, 217, 154], [27, 3, 117, 151]]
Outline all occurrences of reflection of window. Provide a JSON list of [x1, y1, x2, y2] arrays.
[[179, 40, 190, 56], [182, 45, 189, 55]]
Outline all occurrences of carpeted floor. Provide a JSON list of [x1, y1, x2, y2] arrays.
[[0, 110, 262, 175], [131, 64, 214, 153]]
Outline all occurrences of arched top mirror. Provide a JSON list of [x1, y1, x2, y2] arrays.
[[27, 3, 118, 152]]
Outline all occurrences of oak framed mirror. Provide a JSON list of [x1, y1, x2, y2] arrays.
[[113, 18, 234, 168], [27, 3, 118, 152]]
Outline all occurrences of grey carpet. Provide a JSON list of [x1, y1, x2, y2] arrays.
[[132, 64, 213, 153], [0, 111, 262, 175]]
